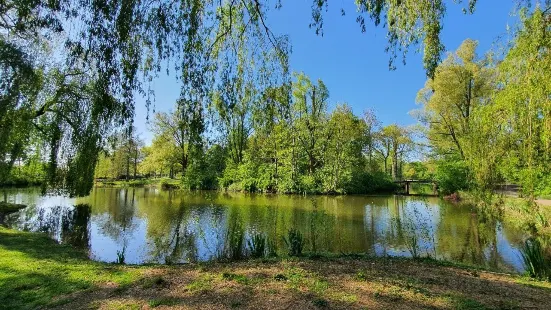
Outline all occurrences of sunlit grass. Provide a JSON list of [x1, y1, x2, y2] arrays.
[[2, 226, 551, 309], [0, 227, 142, 309]]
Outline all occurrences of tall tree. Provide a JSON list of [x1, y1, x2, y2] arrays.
[[293, 72, 330, 175], [152, 99, 204, 176], [375, 124, 413, 180], [415, 39, 495, 160], [493, 8, 551, 196]]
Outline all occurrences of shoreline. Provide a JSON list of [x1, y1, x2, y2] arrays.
[[2, 226, 551, 309]]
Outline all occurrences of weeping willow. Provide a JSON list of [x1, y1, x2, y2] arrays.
[[1, 0, 487, 196]]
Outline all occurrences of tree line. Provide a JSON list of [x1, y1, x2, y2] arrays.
[[2, 1, 550, 198], [95, 72, 415, 194]]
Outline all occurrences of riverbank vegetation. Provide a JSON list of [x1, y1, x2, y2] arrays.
[[414, 9, 551, 200], [94, 73, 414, 194], [2, 226, 551, 309], [0, 0, 548, 199]]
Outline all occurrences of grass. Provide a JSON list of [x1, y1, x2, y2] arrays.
[[284, 228, 304, 257], [247, 233, 266, 258], [2, 226, 551, 309], [0, 227, 142, 309], [521, 238, 551, 280], [94, 178, 183, 189]]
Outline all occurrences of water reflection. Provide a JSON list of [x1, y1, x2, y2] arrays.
[[7, 202, 91, 250], [2, 187, 529, 272]]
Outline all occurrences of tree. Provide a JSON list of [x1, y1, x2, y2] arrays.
[[94, 128, 144, 180], [293, 72, 330, 175], [139, 137, 180, 179], [1, 0, 510, 195], [493, 8, 551, 197], [415, 39, 495, 160], [323, 104, 367, 193], [375, 124, 413, 180], [152, 99, 204, 177], [363, 108, 381, 170]]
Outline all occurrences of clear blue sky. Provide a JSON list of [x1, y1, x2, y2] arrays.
[[134, 0, 519, 144]]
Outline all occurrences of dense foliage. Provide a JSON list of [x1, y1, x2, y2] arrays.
[[111, 72, 410, 194], [415, 8, 551, 198], [0, 0, 489, 196], [2, 0, 551, 198]]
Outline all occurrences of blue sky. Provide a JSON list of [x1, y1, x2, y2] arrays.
[[134, 0, 520, 144]]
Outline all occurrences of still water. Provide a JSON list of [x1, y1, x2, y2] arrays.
[[2, 187, 527, 272]]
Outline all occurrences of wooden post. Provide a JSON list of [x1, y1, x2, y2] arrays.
[[405, 182, 409, 195]]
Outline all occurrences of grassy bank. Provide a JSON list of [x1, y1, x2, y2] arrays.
[[94, 178, 183, 189], [2, 227, 551, 309], [459, 192, 551, 237]]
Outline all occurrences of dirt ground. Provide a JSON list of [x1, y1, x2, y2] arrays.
[[56, 257, 551, 310]]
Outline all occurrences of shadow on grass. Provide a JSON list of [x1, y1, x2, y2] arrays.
[[293, 256, 551, 309], [3, 228, 551, 309], [0, 228, 138, 309]]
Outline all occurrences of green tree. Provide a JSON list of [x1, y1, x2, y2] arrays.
[[322, 104, 367, 193], [152, 99, 204, 177], [293, 72, 330, 176], [493, 8, 551, 197], [375, 124, 413, 180]]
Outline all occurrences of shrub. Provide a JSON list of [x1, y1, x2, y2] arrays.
[[434, 160, 470, 195], [299, 175, 320, 194], [160, 179, 180, 190]]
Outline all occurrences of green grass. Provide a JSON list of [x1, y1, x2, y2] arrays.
[[221, 272, 249, 284], [94, 178, 184, 189], [0, 227, 141, 309], [185, 274, 213, 292], [148, 297, 179, 308], [2, 226, 551, 309]]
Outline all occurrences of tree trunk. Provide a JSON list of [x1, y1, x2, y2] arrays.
[[133, 148, 138, 179], [126, 155, 130, 181]]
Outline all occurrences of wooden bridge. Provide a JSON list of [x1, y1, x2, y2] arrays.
[[394, 179, 438, 196]]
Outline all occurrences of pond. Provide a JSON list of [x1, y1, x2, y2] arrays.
[[1, 187, 527, 272]]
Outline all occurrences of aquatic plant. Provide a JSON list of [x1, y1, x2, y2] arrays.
[[391, 203, 436, 259], [521, 238, 551, 280], [248, 233, 266, 258], [267, 238, 278, 257], [284, 228, 304, 257], [222, 224, 245, 261]]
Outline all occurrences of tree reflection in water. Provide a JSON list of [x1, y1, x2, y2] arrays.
[[4, 188, 534, 272]]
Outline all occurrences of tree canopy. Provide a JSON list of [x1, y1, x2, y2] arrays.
[[2, 0, 549, 196]]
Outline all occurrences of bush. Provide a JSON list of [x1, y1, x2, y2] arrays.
[[299, 175, 321, 194], [127, 179, 147, 187], [160, 179, 181, 190], [434, 160, 470, 195]]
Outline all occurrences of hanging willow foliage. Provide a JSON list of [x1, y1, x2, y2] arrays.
[[0, 0, 495, 196]]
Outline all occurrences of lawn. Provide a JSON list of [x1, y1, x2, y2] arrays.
[[2, 227, 551, 309]]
